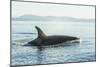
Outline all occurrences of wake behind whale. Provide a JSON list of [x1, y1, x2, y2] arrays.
[[24, 26, 80, 46]]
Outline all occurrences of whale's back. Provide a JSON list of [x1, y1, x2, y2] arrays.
[[41, 35, 79, 45]]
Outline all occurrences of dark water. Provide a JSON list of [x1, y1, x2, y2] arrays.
[[11, 21, 96, 66]]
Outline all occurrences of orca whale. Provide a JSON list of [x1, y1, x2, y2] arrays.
[[25, 26, 80, 46]]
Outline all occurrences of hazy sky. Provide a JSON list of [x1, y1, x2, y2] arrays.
[[12, 1, 95, 19]]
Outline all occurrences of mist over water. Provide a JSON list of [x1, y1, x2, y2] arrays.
[[11, 20, 95, 66]]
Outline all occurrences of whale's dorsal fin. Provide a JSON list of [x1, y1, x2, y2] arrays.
[[35, 26, 46, 38]]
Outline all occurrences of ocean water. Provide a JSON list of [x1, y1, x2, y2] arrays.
[[11, 21, 96, 66]]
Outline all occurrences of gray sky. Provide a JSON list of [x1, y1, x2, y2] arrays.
[[12, 1, 95, 19]]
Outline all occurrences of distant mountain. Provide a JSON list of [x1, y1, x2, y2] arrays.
[[12, 15, 95, 22]]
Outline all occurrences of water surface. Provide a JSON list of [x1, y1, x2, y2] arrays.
[[11, 21, 95, 66]]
